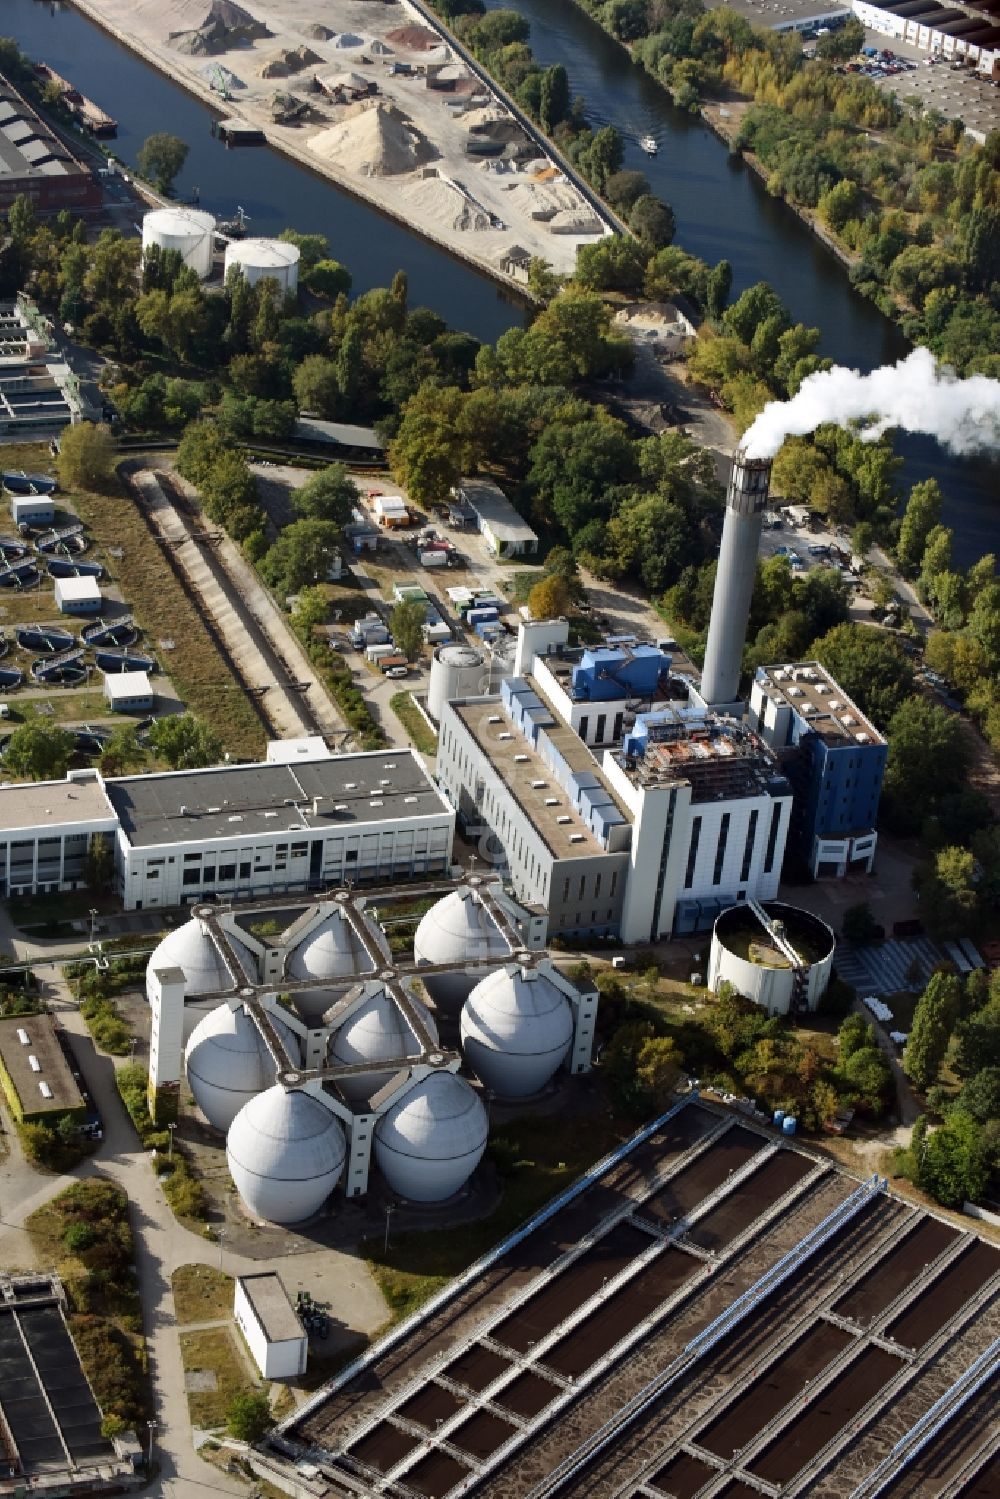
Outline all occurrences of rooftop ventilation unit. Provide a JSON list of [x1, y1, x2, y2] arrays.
[[569, 833, 585, 843], [370, 799, 383, 808], [498, 732, 513, 741], [545, 797, 559, 806], [856, 732, 870, 743], [557, 815, 571, 824], [28, 1055, 41, 1072], [514, 753, 529, 763], [38, 1081, 53, 1099], [531, 780, 547, 788], [488, 715, 502, 723], [405, 795, 418, 803], [829, 699, 842, 710], [335, 802, 348, 811], [16, 1028, 29, 1045]]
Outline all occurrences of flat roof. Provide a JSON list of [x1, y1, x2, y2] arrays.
[[0, 1014, 85, 1115], [756, 661, 885, 748], [55, 575, 100, 599], [106, 749, 449, 848], [458, 478, 538, 545], [703, 0, 851, 23], [451, 691, 628, 860], [104, 670, 152, 698], [294, 416, 385, 450], [0, 82, 82, 185], [0, 773, 117, 834], [237, 1272, 305, 1344]]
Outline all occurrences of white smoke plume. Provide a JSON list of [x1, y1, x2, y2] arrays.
[[742, 346, 1000, 461]]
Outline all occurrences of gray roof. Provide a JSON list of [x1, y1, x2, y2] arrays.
[[458, 477, 538, 546], [237, 1273, 305, 1344], [106, 750, 446, 848], [295, 417, 385, 451]]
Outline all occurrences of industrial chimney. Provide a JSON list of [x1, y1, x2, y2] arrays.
[[698, 448, 773, 712]]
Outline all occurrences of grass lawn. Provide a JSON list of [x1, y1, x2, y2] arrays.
[[180, 1326, 254, 1430], [269, 1384, 297, 1420], [390, 690, 436, 755], [172, 1265, 234, 1326], [11, 691, 111, 724], [365, 1108, 629, 1323], [69, 480, 266, 759], [0, 592, 65, 625]]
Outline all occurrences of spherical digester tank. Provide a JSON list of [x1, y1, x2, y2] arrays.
[[223, 237, 300, 294], [374, 1071, 487, 1203], [328, 985, 439, 1101], [226, 1085, 346, 1224], [184, 1001, 300, 1132], [461, 964, 573, 1098], [142, 208, 217, 280], [413, 886, 510, 1011], [427, 643, 488, 723]]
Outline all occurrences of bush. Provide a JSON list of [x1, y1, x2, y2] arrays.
[[63, 1221, 97, 1252], [226, 1389, 274, 1442], [80, 993, 133, 1056], [162, 1161, 209, 1220]]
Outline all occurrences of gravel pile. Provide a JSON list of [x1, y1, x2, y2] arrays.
[[307, 101, 437, 177], [403, 176, 491, 231]]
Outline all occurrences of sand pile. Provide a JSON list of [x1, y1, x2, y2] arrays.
[[308, 101, 437, 177], [404, 176, 491, 232], [549, 207, 605, 234], [201, 62, 244, 88], [506, 179, 582, 219], [386, 25, 440, 51], [258, 45, 322, 78], [166, 0, 270, 54]]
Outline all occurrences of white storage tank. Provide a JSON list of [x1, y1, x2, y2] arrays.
[[227, 1085, 346, 1223], [374, 1071, 487, 1203], [461, 964, 573, 1098], [708, 901, 836, 1016], [328, 986, 439, 1101], [413, 886, 510, 1011], [142, 207, 217, 280], [145, 911, 251, 1007], [224, 237, 300, 295], [285, 909, 365, 1023], [427, 643, 488, 722], [184, 1001, 300, 1132]]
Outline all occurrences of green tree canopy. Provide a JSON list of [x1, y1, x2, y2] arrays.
[[55, 423, 116, 491], [390, 598, 426, 661], [811, 623, 915, 730], [226, 1389, 274, 1442], [148, 714, 223, 771], [904, 971, 962, 1090], [292, 464, 357, 525], [261, 519, 341, 598], [137, 133, 189, 196], [882, 697, 970, 831], [4, 721, 75, 781]]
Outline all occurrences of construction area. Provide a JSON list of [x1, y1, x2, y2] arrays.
[[256, 1098, 1000, 1499], [71, 0, 612, 281]]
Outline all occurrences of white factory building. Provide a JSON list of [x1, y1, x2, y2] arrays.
[[436, 622, 792, 943], [0, 741, 455, 907], [234, 1273, 308, 1379]]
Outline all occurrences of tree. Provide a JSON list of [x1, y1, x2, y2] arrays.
[[293, 355, 341, 418], [137, 133, 189, 196], [918, 845, 980, 940], [148, 714, 223, 771], [177, 421, 227, 488], [882, 698, 969, 831], [388, 384, 477, 506], [539, 64, 570, 132], [896, 479, 942, 576], [226, 1389, 274, 1443], [904, 971, 962, 1091], [261, 519, 341, 598], [390, 599, 426, 662], [528, 574, 572, 619], [292, 465, 357, 525], [55, 423, 116, 491], [816, 17, 865, 60], [85, 833, 114, 894], [959, 1067, 1000, 1124], [4, 722, 75, 781], [919, 1110, 990, 1208], [604, 170, 650, 213], [629, 196, 675, 249], [842, 903, 879, 945], [811, 623, 914, 730], [635, 1035, 683, 1106], [99, 727, 146, 778], [306, 259, 352, 299], [957, 999, 1000, 1077], [705, 259, 733, 320]]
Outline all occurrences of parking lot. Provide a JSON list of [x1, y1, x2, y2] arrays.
[[853, 31, 1000, 137]]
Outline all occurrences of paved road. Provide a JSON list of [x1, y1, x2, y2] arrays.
[[0, 968, 386, 1497]]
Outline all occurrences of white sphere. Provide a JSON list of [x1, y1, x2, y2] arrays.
[[184, 1002, 300, 1132], [227, 1087, 345, 1224], [328, 987, 439, 1101], [286, 911, 363, 1022], [413, 888, 510, 1010], [147, 919, 253, 1000], [461, 966, 572, 1098], [374, 1072, 487, 1203]]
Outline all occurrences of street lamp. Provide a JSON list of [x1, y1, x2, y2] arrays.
[[217, 1226, 225, 1271], [88, 907, 98, 947], [146, 1419, 156, 1469], [167, 1121, 176, 1160], [383, 1203, 395, 1254]]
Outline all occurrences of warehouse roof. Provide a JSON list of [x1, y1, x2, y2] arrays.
[[457, 478, 538, 547], [0, 1014, 85, 1116], [106, 749, 448, 847]]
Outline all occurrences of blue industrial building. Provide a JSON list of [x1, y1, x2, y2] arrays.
[[748, 661, 887, 878], [570, 641, 673, 702]]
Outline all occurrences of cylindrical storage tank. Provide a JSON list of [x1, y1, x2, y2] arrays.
[[461, 965, 573, 1098], [184, 1001, 300, 1132], [783, 1116, 797, 1136], [226, 1086, 346, 1224], [427, 643, 488, 722], [707, 902, 836, 1016], [328, 987, 439, 1101], [374, 1071, 487, 1203], [142, 208, 216, 280], [413, 886, 511, 1012], [224, 237, 300, 295]]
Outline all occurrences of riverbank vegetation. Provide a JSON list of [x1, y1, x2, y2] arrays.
[[559, 2, 1000, 373]]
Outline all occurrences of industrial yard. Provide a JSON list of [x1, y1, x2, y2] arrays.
[[264, 1098, 1000, 1499], [70, 0, 610, 281]]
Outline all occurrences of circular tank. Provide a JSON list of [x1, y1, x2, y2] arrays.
[[224, 237, 300, 295], [184, 1001, 300, 1132], [142, 207, 217, 280], [413, 887, 510, 1010], [461, 964, 573, 1098], [146, 918, 254, 1002], [328, 986, 439, 1101], [427, 643, 488, 723], [285, 910, 363, 1023], [708, 901, 836, 1016], [227, 1085, 346, 1224], [374, 1071, 487, 1203]]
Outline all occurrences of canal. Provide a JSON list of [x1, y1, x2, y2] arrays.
[[8, 0, 998, 561]]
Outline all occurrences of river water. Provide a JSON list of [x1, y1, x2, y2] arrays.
[[8, 0, 998, 561]]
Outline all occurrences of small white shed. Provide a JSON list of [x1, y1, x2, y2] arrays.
[[54, 576, 102, 614], [234, 1272, 307, 1380], [104, 670, 154, 713], [10, 495, 56, 527]]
